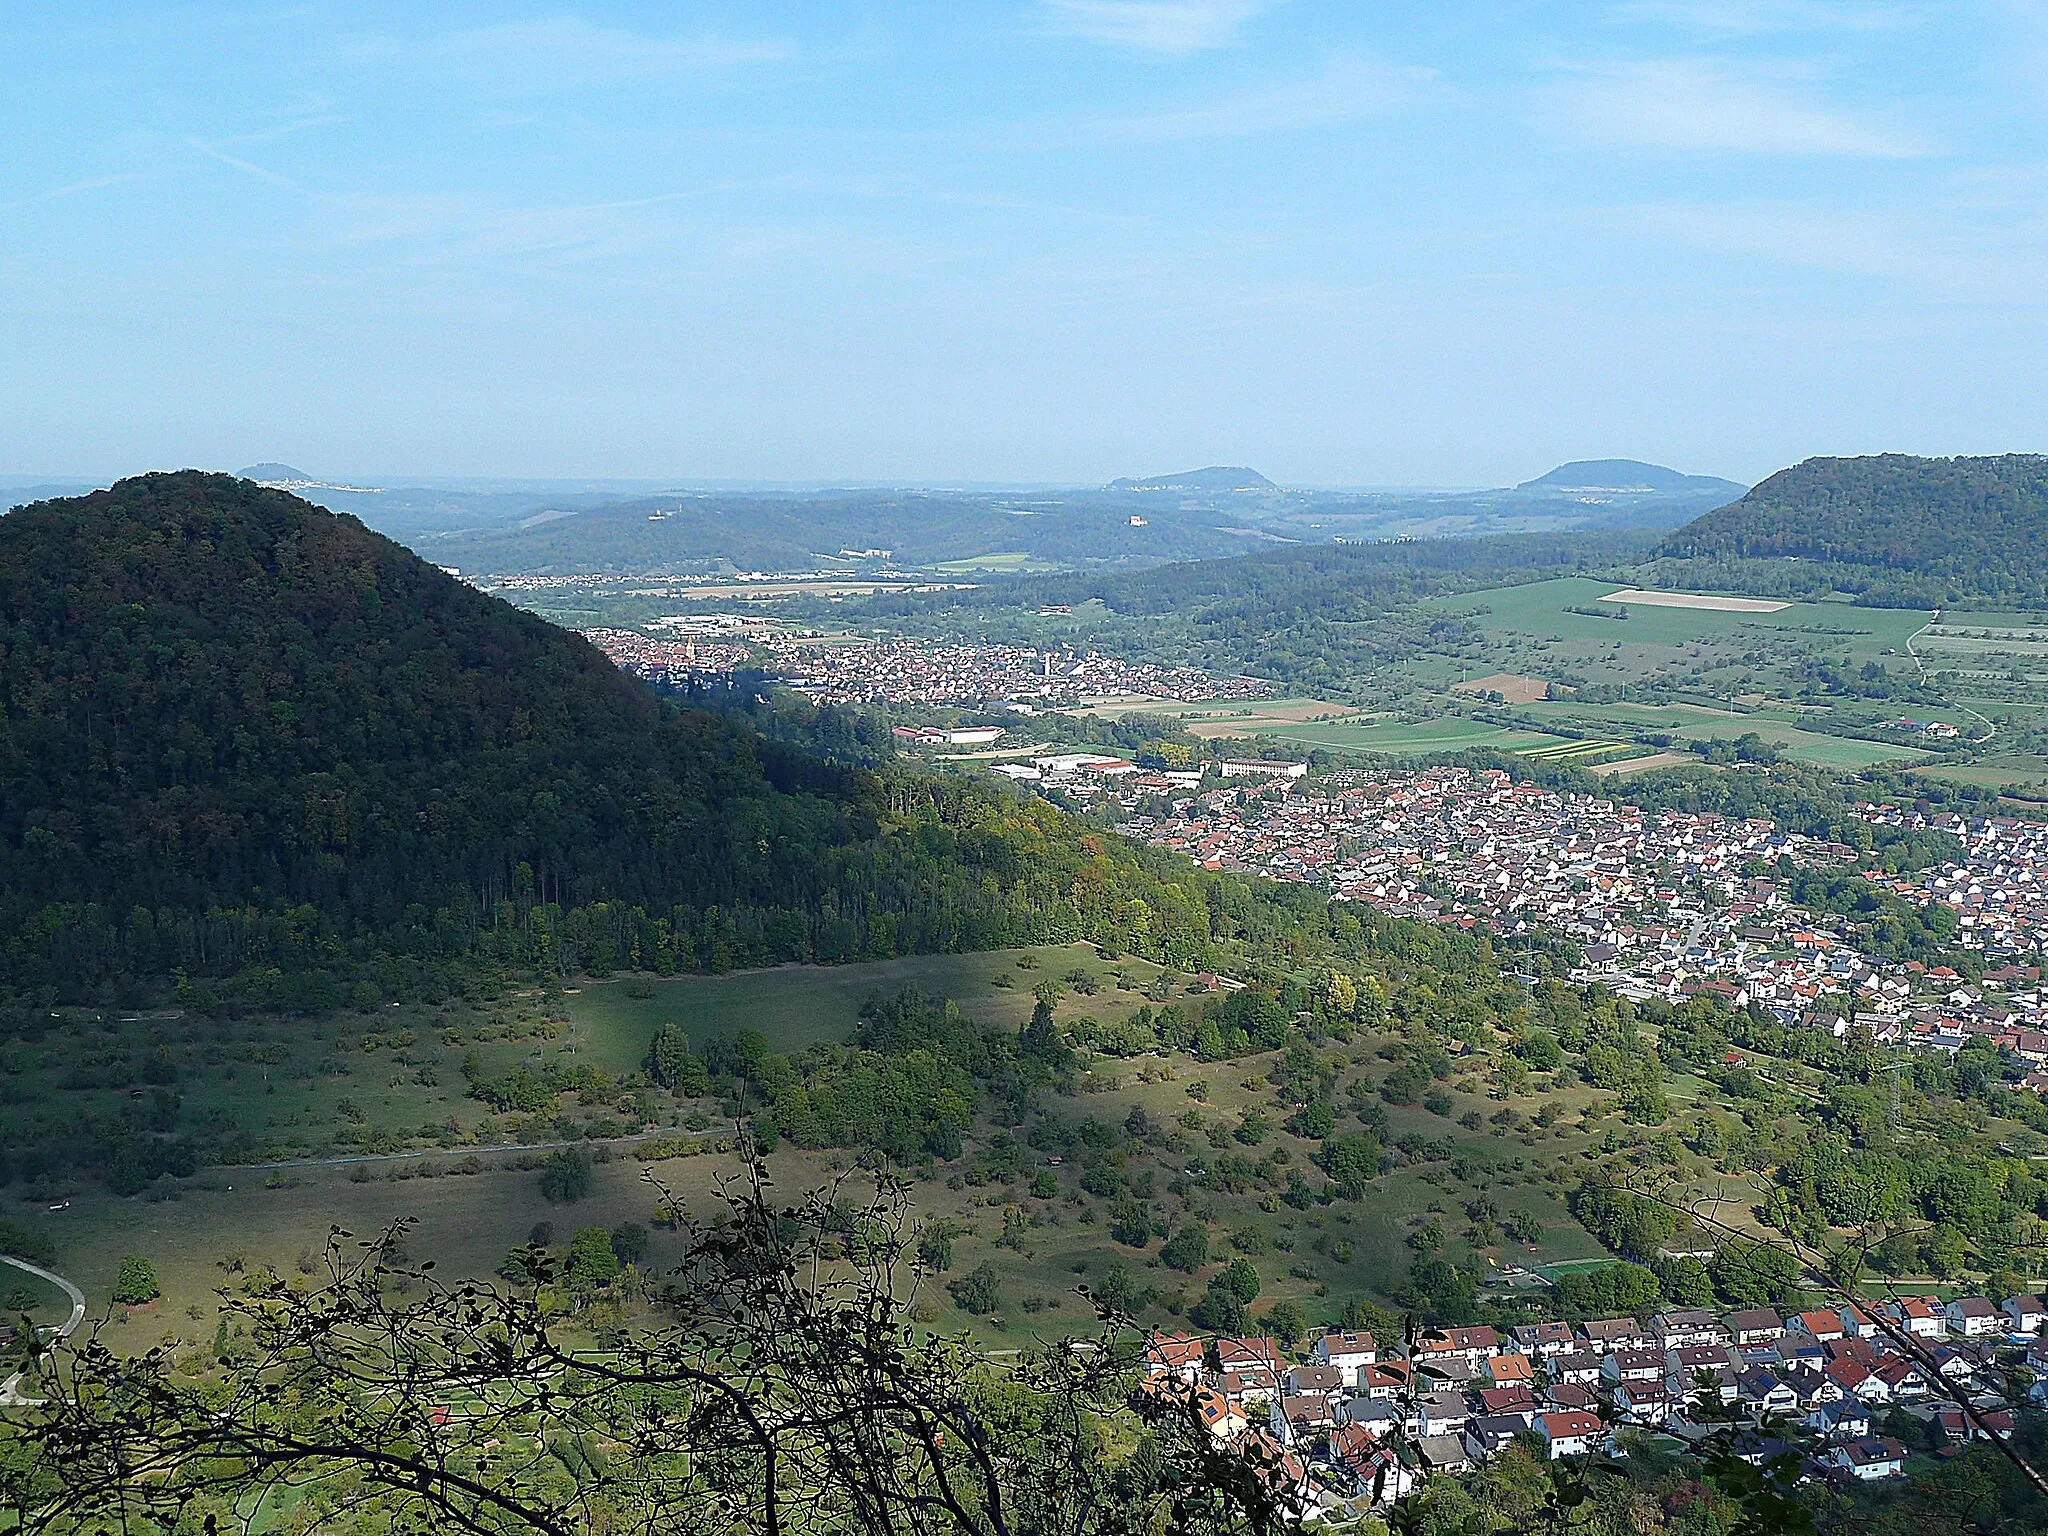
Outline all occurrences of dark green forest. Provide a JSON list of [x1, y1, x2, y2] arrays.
[[1652, 453, 2048, 606], [0, 473, 1503, 1005]]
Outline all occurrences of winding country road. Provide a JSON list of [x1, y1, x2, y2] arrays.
[[0, 1253, 86, 1407]]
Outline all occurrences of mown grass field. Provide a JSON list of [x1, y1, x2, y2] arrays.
[[0, 1263, 73, 1330]]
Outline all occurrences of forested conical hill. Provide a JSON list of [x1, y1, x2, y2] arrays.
[[0, 472, 1313, 1002], [1652, 453, 2048, 605]]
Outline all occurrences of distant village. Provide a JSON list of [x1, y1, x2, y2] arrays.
[[1154, 1293, 2044, 1514], [580, 628, 1270, 708], [1093, 766, 2048, 1086]]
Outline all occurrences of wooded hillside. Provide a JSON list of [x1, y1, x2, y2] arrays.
[[1654, 453, 2048, 606]]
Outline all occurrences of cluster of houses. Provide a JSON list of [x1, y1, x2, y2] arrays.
[[1139, 1294, 2048, 1513], [586, 628, 1271, 710], [1116, 768, 2048, 1095], [1862, 807, 2048, 968], [581, 626, 754, 682], [1133, 767, 1873, 998], [756, 639, 1267, 709]]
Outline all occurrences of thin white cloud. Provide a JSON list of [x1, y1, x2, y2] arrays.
[[1634, 199, 2048, 303], [185, 137, 312, 195], [38, 174, 146, 201], [212, 114, 347, 149], [1551, 58, 1933, 157], [1039, 0, 1278, 54], [1611, 1, 1918, 34], [1000, 53, 1436, 148], [352, 18, 792, 85]]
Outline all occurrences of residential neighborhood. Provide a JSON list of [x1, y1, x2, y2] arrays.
[[1140, 1290, 2046, 1517], [582, 627, 1272, 710], [1097, 766, 2048, 1083]]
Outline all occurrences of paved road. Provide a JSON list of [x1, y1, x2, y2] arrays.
[[0, 1253, 86, 1407]]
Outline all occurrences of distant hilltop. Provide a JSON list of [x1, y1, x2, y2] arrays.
[[1653, 452, 2048, 607], [238, 463, 382, 494], [1106, 466, 1276, 493], [1518, 459, 1746, 496]]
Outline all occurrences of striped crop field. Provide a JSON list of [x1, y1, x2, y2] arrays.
[[1512, 738, 1641, 764]]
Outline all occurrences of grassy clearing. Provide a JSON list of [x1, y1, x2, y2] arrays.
[[560, 944, 1163, 1064], [1911, 755, 2048, 791], [932, 552, 1062, 574], [1428, 577, 1928, 658], [0, 947, 1156, 1199]]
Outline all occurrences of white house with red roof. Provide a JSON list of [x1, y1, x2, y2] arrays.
[[1789, 1309, 1846, 1345], [1144, 1333, 1206, 1381], [1538, 1410, 1606, 1459], [1313, 1329, 1378, 1376], [1882, 1297, 1945, 1339]]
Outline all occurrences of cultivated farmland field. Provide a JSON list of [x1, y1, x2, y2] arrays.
[[1417, 577, 1931, 699], [1518, 699, 1931, 770]]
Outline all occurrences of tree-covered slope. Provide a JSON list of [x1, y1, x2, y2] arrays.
[[0, 473, 1423, 1001], [1654, 453, 2048, 605]]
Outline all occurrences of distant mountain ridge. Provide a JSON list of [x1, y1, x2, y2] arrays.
[[1106, 467, 1276, 493], [1652, 452, 2048, 607], [1520, 459, 1744, 496]]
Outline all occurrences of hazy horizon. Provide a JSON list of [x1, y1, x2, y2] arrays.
[[6, 1, 2044, 486]]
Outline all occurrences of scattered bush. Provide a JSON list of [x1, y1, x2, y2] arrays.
[[112, 1254, 160, 1305]]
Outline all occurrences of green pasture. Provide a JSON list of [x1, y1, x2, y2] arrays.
[[1242, 715, 1574, 756], [1427, 577, 1929, 657], [932, 552, 1061, 574], [1519, 699, 1929, 770], [1912, 755, 2048, 791], [560, 943, 1160, 1064]]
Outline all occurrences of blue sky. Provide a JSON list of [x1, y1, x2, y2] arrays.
[[3, 1, 2043, 487]]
